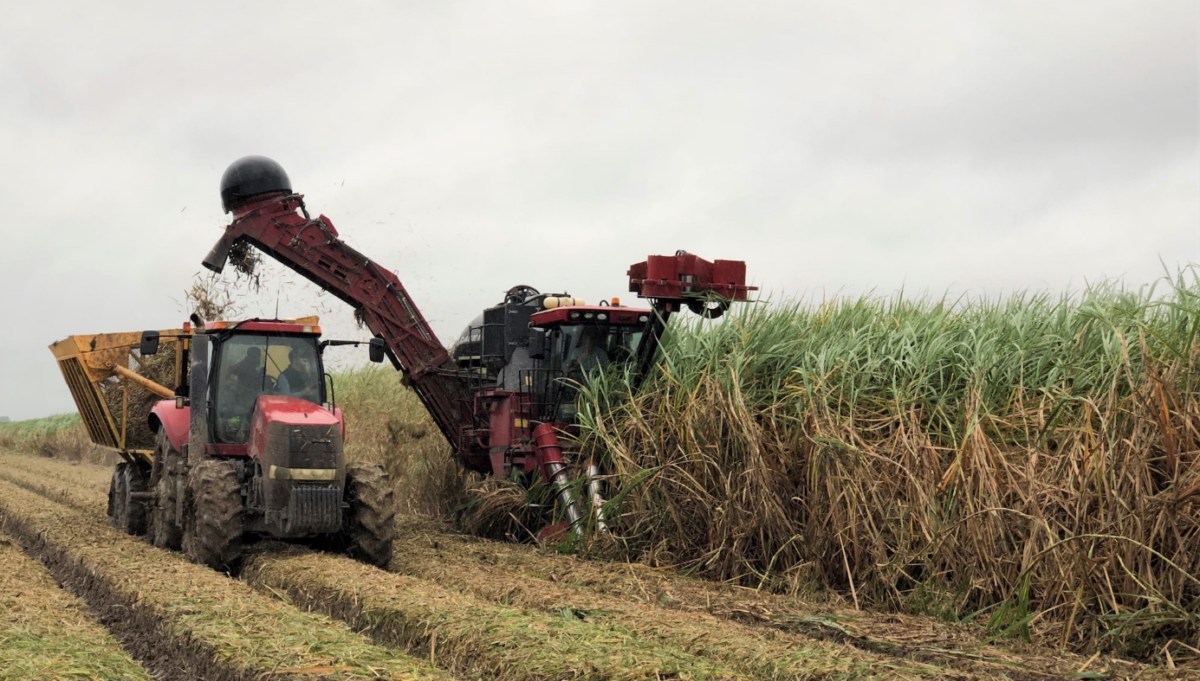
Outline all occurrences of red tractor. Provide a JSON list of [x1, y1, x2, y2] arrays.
[[130, 318, 393, 569], [202, 156, 754, 533]]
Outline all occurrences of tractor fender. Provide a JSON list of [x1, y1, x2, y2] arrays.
[[149, 400, 190, 451]]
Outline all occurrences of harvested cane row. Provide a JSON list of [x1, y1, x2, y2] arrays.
[[0, 461, 936, 679], [0, 529, 152, 681], [0, 460, 109, 515], [2, 455, 1167, 680], [3, 447, 115, 488], [0, 480, 450, 681], [391, 525, 1171, 676], [388, 525, 1166, 681], [243, 548, 753, 680], [390, 519, 1172, 679], [0, 457, 905, 679]]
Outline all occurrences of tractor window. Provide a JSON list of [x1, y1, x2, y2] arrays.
[[212, 334, 323, 443]]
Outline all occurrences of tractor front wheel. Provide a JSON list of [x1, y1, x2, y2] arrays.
[[338, 463, 396, 567], [183, 460, 244, 572]]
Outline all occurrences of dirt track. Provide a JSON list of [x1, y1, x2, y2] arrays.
[[0, 449, 1181, 680]]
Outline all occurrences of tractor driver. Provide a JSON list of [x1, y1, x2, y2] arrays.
[[221, 346, 266, 440], [279, 352, 320, 403], [232, 346, 263, 375]]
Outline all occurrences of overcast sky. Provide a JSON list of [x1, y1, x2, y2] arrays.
[[0, 1, 1196, 420]]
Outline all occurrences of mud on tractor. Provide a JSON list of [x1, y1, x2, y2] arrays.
[[50, 317, 395, 571], [203, 156, 756, 536]]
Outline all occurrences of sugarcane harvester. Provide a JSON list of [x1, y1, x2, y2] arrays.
[[204, 156, 755, 534], [51, 315, 396, 571]]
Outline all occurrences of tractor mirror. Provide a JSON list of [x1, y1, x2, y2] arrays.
[[528, 328, 547, 360], [368, 337, 386, 363], [139, 331, 160, 356]]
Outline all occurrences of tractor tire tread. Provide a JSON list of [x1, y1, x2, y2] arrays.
[[121, 463, 150, 536], [185, 460, 244, 572], [108, 463, 127, 528], [343, 462, 395, 567], [151, 432, 184, 549]]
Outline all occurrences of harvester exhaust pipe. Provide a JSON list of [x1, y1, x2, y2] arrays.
[[532, 423, 583, 534]]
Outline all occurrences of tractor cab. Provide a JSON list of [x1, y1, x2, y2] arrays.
[[203, 320, 326, 444]]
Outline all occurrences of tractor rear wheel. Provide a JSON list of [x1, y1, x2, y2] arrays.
[[183, 460, 244, 572], [150, 432, 183, 550], [339, 463, 395, 567], [117, 463, 150, 536], [108, 463, 127, 528]]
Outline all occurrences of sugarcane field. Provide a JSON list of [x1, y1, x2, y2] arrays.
[[1, 3, 1197, 680]]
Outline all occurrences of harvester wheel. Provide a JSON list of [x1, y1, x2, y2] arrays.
[[151, 432, 183, 550], [108, 463, 127, 528], [118, 463, 150, 536], [339, 463, 396, 567], [183, 460, 244, 572]]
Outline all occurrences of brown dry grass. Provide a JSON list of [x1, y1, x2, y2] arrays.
[[391, 517, 1004, 642], [0, 466, 105, 516], [0, 457, 923, 679], [2, 448, 114, 490], [386, 532, 1089, 681]]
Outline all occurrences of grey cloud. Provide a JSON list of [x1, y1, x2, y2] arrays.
[[0, 1, 1195, 420]]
